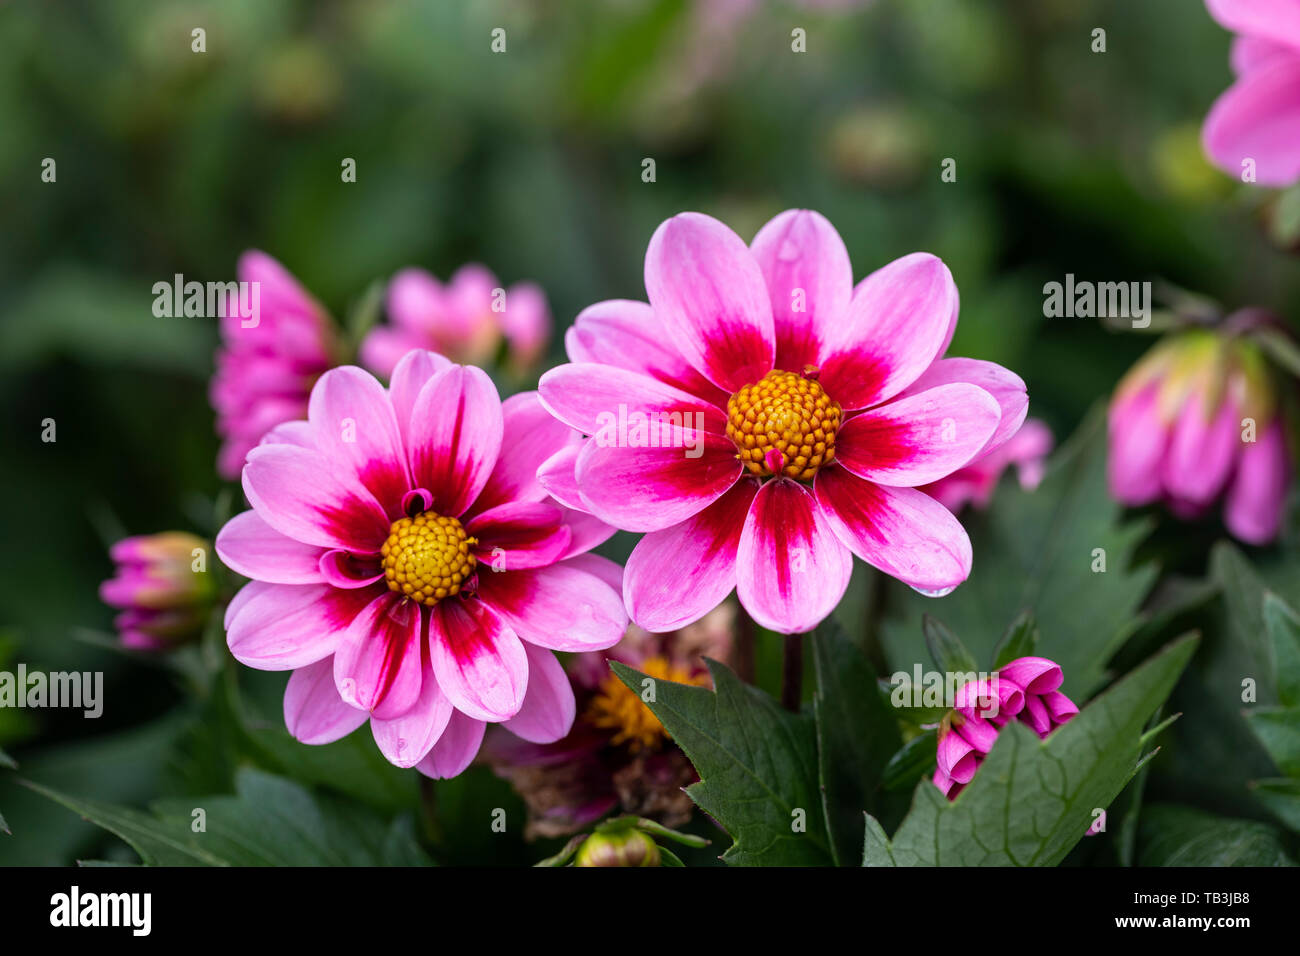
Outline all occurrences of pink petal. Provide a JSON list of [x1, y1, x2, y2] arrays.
[[895, 357, 1029, 457], [416, 711, 487, 780], [500, 280, 551, 367], [1203, 55, 1300, 187], [954, 714, 999, 754], [467, 500, 572, 571], [1043, 690, 1079, 724], [735, 478, 852, 634], [643, 212, 775, 392], [389, 349, 454, 451], [573, 430, 743, 532], [359, 326, 424, 380], [565, 299, 728, 406], [1019, 694, 1052, 737], [1160, 392, 1239, 506], [537, 444, 585, 512], [998, 656, 1064, 695], [369, 660, 454, 767], [501, 642, 576, 744], [258, 419, 316, 450], [817, 253, 959, 410], [308, 366, 412, 519], [1206, 0, 1300, 52], [559, 508, 616, 558], [1107, 382, 1169, 506], [227, 581, 377, 670], [1225, 417, 1290, 544], [559, 552, 624, 593], [407, 364, 504, 518], [333, 591, 424, 718], [624, 479, 757, 632], [836, 383, 1002, 487], [216, 510, 326, 584], [749, 208, 853, 372], [428, 597, 528, 722], [475, 391, 581, 513], [1232, 34, 1299, 76], [284, 657, 369, 745], [815, 466, 972, 592], [387, 267, 447, 333], [474, 562, 627, 652], [242, 443, 390, 552], [538, 363, 727, 438], [936, 731, 979, 784]]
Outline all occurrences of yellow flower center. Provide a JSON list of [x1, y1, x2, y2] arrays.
[[587, 656, 704, 753], [380, 511, 477, 606], [726, 368, 841, 481]]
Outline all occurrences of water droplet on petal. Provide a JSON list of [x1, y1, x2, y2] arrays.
[[911, 584, 957, 598]]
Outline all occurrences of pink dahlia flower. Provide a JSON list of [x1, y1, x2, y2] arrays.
[[211, 251, 340, 480], [1202, 0, 1300, 186], [215, 351, 626, 778], [921, 418, 1053, 513], [933, 656, 1078, 799], [100, 532, 216, 651], [360, 265, 552, 378], [537, 210, 1027, 634], [1108, 324, 1293, 545]]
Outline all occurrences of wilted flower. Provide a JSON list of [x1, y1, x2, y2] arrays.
[[1107, 322, 1293, 544], [215, 352, 625, 779], [539, 209, 1028, 634], [1202, 0, 1300, 187], [100, 532, 215, 650], [484, 604, 734, 839], [922, 418, 1053, 513], [211, 251, 340, 480], [360, 265, 551, 378], [933, 656, 1078, 799]]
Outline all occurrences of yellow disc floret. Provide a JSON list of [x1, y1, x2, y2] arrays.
[[586, 656, 706, 753], [726, 369, 841, 481], [380, 511, 477, 607]]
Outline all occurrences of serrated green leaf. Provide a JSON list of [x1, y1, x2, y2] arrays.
[[812, 618, 904, 864], [992, 610, 1039, 669], [1244, 707, 1300, 777], [863, 633, 1197, 866], [1251, 778, 1300, 833], [1137, 804, 1295, 866], [922, 614, 979, 675], [1264, 593, 1300, 707], [611, 659, 832, 866], [882, 408, 1158, 698]]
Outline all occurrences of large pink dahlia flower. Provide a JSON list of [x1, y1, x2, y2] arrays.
[[1202, 0, 1300, 186], [211, 251, 340, 480], [538, 210, 1028, 635], [215, 351, 627, 778]]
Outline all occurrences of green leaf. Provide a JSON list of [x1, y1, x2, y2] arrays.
[[882, 408, 1158, 698], [1264, 593, 1300, 707], [812, 618, 904, 864], [992, 610, 1039, 670], [882, 732, 938, 793], [1137, 805, 1295, 866], [611, 659, 832, 866], [863, 633, 1198, 866], [0, 747, 16, 770], [1244, 707, 1300, 777], [922, 614, 979, 675], [23, 768, 432, 867], [1250, 778, 1300, 833]]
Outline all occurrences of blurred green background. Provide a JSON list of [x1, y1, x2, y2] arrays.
[[1, 0, 1297, 864]]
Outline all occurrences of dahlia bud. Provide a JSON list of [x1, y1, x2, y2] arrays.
[[99, 532, 215, 650], [1107, 320, 1293, 544], [933, 656, 1078, 799], [574, 827, 662, 868]]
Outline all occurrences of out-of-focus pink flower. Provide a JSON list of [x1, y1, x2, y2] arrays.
[[932, 656, 1078, 799], [360, 266, 552, 378], [1107, 322, 1293, 545], [539, 209, 1028, 635], [215, 353, 625, 779], [211, 251, 339, 480], [1202, 0, 1300, 187], [484, 604, 734, 839], [100, 532, 216, 650], [922, 418, 1053, 512]]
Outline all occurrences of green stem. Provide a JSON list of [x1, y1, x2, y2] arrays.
[[781, 633, 804, 712]]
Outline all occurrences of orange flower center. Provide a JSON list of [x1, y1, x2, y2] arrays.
[[380, 511, 477, 606], [726, 368, 841, 481], [586, 656, 704, 753]]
